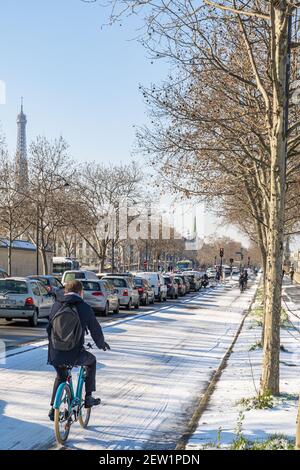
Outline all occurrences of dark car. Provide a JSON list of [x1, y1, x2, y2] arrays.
[[185, 274, 201, 292], [163, 275, 178, 299], [133, 277, 155, 305], [176, 275, 191, 294], [173, 276, 186, 296], [28, 275, 63, 295]]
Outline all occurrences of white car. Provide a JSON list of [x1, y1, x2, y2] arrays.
[[0, 277, 54, 326], [61, 270, 99, 285], [137, 272, 167, 302], [81, 280, 119, 316], [105, 276, 140, 310]]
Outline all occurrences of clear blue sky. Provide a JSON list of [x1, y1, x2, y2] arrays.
[[0, 0, 166, 163], [0, 0, 253, 245]]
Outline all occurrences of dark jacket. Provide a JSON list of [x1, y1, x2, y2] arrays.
[[47, 293, 105, 367]]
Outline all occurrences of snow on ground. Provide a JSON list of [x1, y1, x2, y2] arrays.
[[186, 279, 300, 450], [0, 284, 255, 450]]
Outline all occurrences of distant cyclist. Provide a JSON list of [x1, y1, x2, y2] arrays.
[[244, 269, 248, 288], [239, 271, 246, 292], [47, 280, 110, 421]]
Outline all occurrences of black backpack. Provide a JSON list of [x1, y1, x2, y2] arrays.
[[50, 304, 83, 351]]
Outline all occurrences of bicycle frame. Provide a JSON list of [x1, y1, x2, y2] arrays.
[[53, 366, 86, 411]]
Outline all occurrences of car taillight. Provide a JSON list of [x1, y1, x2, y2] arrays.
[[138, 288, 144, 293], [25, 297, 34, 306], [123, 289, 129, 296], [92, 292, 103, 296]]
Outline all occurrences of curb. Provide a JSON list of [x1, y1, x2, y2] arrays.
[[175, 286, 258, 450]]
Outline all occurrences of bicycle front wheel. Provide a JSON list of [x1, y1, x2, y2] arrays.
[[79, 404, 91, 428], [54, 384, 72, 445]]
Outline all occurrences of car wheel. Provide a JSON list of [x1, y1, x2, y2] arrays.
[[103, 302, 109, 317], [5, 318, 12, 322], [163, 295, 167, 302], [135, 300, 140, 310], [127, 299, 132, 310], [29, 309, 39, 327], [113, 302, 119, 314], [150, 296, 155, 304], [145, 295, 149, 306]]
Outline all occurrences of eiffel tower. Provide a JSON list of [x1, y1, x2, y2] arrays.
[[15, 97, 28, 188]]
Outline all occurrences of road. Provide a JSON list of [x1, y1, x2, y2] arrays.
[[0, 282, 256, 450], [0, 292, 201, 351]]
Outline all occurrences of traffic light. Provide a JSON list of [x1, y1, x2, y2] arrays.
[[220, 248, 224, 258]]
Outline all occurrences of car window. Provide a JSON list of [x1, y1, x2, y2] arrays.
[[0, 280, 28, 294], [38, 283, 49, 296], [31, 282, 40, 296], [134, 278, 143, 286], [54, 279, 63, 288], [64, 272, 85, 282], [106, 278, 127, 288], [82, 281, 101, 292], [36, 277, 50, 286]]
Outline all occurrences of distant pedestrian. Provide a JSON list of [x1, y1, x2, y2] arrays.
[[282, 269, 285, 279], [215, 268, 221, 283], [290, 268, 295, 284]]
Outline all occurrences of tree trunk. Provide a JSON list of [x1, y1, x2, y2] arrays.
[[260, 3, 289, 395], [7, 242, 12, 277], [41, 248, 49, 275]]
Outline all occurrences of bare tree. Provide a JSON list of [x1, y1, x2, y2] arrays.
[[27, 136, 74, 274], [86, 0, 300, 394], [0, 151, 31, 275]]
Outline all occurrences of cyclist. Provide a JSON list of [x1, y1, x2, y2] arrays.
[[244, 269, 248, 288], [47, 279, 110, 421], [239, 271, 245, 292]]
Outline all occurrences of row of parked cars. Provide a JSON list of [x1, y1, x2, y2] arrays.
[[0, 269, 206, 326]]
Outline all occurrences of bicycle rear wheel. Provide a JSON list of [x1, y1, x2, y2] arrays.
[[54, 384, 72, 445], [78, 404, 91, 428]]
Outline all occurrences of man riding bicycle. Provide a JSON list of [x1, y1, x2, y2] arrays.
[[47, 279, 110, 421], [239, 271, 245, 292]]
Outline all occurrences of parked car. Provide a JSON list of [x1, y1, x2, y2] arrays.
[[28, 275, 63, 295], [105, 276, 140, 310], [133, 277, 155, 305], [0, 268, 8, 279], [185, 273, 201, 292], [81, 280, 119, 316], [163, 275, 178, 299], [61, 270, 99, 285], [137, 272, 167, 302], [176, 274, 191, 294], [0, 277, 54, 326], [173, 276, 186, 296]]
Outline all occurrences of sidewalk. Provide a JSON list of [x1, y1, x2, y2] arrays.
[[186, 280, 300, 450], [0, 284, 255, 450]]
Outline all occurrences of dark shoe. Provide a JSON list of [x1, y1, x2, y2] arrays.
[[48, 408, 55, 422], [85, 395, 101, 408]]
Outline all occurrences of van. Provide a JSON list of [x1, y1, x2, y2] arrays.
[[138, 272, 167, 302], [61, 270, 99, 286]]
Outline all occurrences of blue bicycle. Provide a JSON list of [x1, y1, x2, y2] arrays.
[[53, 363, 91, 445], [52, 341, 99, 445]]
